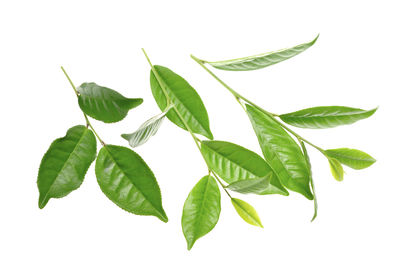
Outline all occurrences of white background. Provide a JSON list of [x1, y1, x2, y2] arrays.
[[1, 0, 399, 265]]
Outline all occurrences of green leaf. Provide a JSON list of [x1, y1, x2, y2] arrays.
[[231, 198, 263, 228], [300, 141, 318, 222], [206, 35, 318, 71], [121, 105, 173, 148], [95, 145, 167, 222], [77, 82, 143, 123], [37, 125, 97, 209], [150, 65, 213, 139], [325, 148, 376, 170], [279, 106, 377, 129], [246, 104, 313, 200], [226, 174, 276, 195], [328, 157, 344, 181], [200, 140, 288, 196], [182, 175, 221, 250]]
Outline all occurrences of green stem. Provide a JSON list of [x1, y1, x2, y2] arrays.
[[61, 66, 106, 146]]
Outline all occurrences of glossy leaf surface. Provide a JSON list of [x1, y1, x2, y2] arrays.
[[37, 125, 97, 209], [246, 104, 313, 200], [121, 105, 173, 148], [77, 82, 143, 123], [182, 175, 221, 250], [150, 65, 213, 139], [231, 198, 263, 228], [95, 145, 167, 222], [280, 106, 377, 129], [328, 158, 344, 181], [206, 35, 318, 71], [325, 148, 376, 170]]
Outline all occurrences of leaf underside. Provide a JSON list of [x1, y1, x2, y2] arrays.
[[325, 148, 376, 170], [231, 198, 263, 228]]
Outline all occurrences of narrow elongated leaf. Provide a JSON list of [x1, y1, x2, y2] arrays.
[[95, 145, 167, 222], [206, 35, 318, 71], [77, 82, 143, 123], [201, 140, 288, 196], [150, 65, 213, 139], [231, 198, 263, 228], [279, 106, 377, 129], [37, 125, 97, 209], [300, 141, 318, 222], [182, 175, 221, 250], [227, 174, 272, 194], [246, 104, 313, 200], [325, 148, 376, 170], [121, 105, 173, 148], [328, 158, 344, 181]]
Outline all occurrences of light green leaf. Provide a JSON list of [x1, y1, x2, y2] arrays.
[[121, 105, 173, 148], [325, 148, 376, 170], [77, 82, 143, 123], [37, 125, 97, 209], [231, 198, 263, 228], [95, 145, 167, 222], [246, 104, 313, 200], [206, 35, 318, 71], [150, 65, 213, 139], [200, 140, 288, 196], [300, 141, 318, 222], [279, 106, 377, 129], [182, 175, 221, 250], [226, 174, 278, 195], [328, 157, 344, 181]]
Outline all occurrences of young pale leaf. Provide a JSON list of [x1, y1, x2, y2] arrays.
[[206, 35, 318, 71], [201, 140, 288, 196], [182, 175, 221, 250], [150, 65, 213, 139], [231, 198, 263, 228], [246, 104, 313, 200], [328, 158, 344, 181], [77, 82, 143, 123], [95, 145, 168, 222], [325, 148, 376, 170], [279, 106, 377, 129], [300, 141, 318, 222], [37, 125, 97, 209], [121, 105, 173, 148]]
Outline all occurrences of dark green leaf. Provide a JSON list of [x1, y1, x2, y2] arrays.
[[231, 198, 263, 228], [182, 175, 221, 250], [77, 82, 143, 123], [95, 145, 167, 222], [37, 125, 97, 209], [206, 35, 318, 71], [325, 148, 376, 170], [300, 141, 318, 222], [279, 106, 377, 129], [150, 65, 213, 139], [328, 157, 344, 181], [246, 104, 313, 200], [201, 140, 288, 196]]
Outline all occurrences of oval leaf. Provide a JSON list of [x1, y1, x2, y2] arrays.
[[95, 145, 167, 222], [121, 105, 173, 148], [37, 125, 97, 209], [246, 104, 313, 200], [279, 106, 377, 129], [206, 35, 318, 71], [77, 82, 143, 123], [231, 198, 263, 228], [182, 175, 221, 250], [325, 148, 376, 170], [328, 157, 344, 181], [200, 140, 288, 196], [150, 65, 213, 139]]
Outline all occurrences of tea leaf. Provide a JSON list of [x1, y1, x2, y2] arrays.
[[95, 145, 168, 222], [227, 173, 287, 195], [206, 35, 318, 71], [121, 105, 173, 148], [231, 198, 263, 228], [37, 125, 97, 209], [246, 104, 313, 200], [201, 140, 288, 196], [328, 157, 344, 181], [325, 148, 376, 170], [279, 106, 377, 129], [150, 65, 213, 139], [77, 82, 143, 123], [300, 141, 318, 222], [182, 175, 221, 250]]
